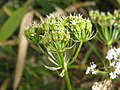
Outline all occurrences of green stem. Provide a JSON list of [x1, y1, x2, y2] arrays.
[[97, 70, 108, 76], [59, 52, 72, 90], [37, 44, 58, 64], [64, 63, 72, 90], [56, 52, 62, 67], [60, 52, 64, 68], [69, 42, 83, 65], [37, 44, 45, 54]]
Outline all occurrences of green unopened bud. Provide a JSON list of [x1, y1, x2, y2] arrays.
[[66, 31, 70, 41], [114, 10, 119, 18], [89, 10, 99, 21], [41, 36, 48, 44], [86, 20, 92, 31], [75, 25, 80, 31], [80, 21, 86, 30], [24, 26, 43, 44], [52, 31, 58, 41], [43, 23, 49, 32]]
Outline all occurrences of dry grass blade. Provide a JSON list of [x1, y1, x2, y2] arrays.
[[49, 1, 95, 17], [52, 4, 67, 16], [13, 11, 34, 90], [65, 1, 96, 13], [34, 10, 44, 19]]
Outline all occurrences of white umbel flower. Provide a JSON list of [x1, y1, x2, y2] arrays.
[[86, 62, 97, 75], [106, 47, 117, 60], [109, 61, 120, 79], [86, 67, 91, 74], [109, 72, 117, 79], [106, 47, 120, 61], [106, 47, 120, 79]]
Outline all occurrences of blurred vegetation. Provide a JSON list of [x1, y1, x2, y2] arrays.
[[0, 0, 120, 90]]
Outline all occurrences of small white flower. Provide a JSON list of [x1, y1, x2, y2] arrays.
[[114, 62, 120, 75], [86, 67, 91, 74], [106, 47, 120, 61], [109, 61, 120, 79], [106, 47, 116, 60], [116, 62, 120, 69], [92, 70, 97, 75], [115, 68, 120, 75], [107, 47, 120, 79], [86, 62, 97, 75], [90, 62, 97, 69], [109, 72, 117, 79]]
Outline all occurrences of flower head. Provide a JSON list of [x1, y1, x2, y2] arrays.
[[106, 47, 120, 60], [106, 46, 120, 79], [25, 13, 95, 52], [86, 62, 97, 75], [89, 10, 120, 46]]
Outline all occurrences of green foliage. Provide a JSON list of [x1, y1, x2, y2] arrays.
[[0, 6, 28, 41], [117, 0, 120, 4]]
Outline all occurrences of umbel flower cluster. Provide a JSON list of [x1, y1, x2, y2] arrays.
[[25, 14, 95, 52], [86, 47, 120, 79], [89, 10, 120, 46], [25, 14, 96, 90], [25, 13, 96, 77], [106, 47, 120, 79]]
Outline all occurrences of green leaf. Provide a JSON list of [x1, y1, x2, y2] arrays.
[[117, 0, 120, 4], [0, 6, 28, 41]]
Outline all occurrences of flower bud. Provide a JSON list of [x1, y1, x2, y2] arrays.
[[79, 21, 86, 30], [86, 20, 92, 31]]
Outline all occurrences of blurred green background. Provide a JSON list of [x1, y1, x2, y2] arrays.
[[0, 0, 120, 90]]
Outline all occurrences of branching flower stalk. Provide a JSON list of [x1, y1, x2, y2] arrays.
[[24, 13, 96, 90]]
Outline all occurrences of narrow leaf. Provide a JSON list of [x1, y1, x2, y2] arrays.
[[13, 11, 34, 90], [0, 6, 28, 41]]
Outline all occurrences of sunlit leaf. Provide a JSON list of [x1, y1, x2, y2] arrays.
[[0, 6, 28, 41]]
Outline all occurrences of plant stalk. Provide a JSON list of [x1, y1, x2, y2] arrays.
[[64, 62, 72, 90], [69, 42, 83, 65]]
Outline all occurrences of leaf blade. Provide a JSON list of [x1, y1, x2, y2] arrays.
[[0, 6, 28, 41]]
